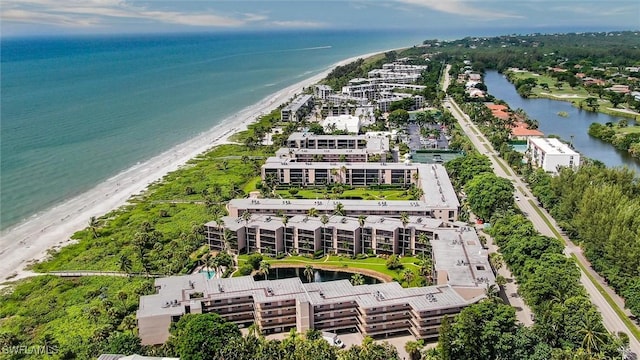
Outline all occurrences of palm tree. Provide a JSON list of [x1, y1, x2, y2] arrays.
[[241, 210, 252, 253], [404, 340, 424, 360], [417, 233, 431, 258], [402, 269, 415, 285], [118, 255, 133, 276], [88, 216, 100, 239], [358, 215, 367, 255], [485, 283, 501, 302], [304, 265, 314, 283], [258, 261, 271, 279], [247, 323, 261, 338], [307, 207, 318, 218], [489, 252, 504, 273], [222, 228, 237, 253], [350, 273, 365, 286], [121, 315, 137, 334], [320, 214, 330, 255], [334, 202, 345, 216], [281, 214, 289, 254], [579, 316, 608, 355], [400, 212, 409, 255], [117, 291, 128, 310]]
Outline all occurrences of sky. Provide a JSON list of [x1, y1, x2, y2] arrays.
[[1, 0, 639, 37]]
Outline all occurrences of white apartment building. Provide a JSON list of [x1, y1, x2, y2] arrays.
[[527, 137, 580, 173]]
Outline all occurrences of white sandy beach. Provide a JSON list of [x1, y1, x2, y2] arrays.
[[0, 51, 386, 282]]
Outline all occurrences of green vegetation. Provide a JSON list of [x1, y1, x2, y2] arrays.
[[431, 148, 630, 359], [33, 144, 272, 274], [276, 187, 415, 201], [526, 164, 640, 318], [464, 173, 515, 221], [0, 107, 290, 357], [589, 121, 640, 160], [237, 254, 431, 287], [0, 276, 153, 359], [165, 313, 401, 360], [322, 51, 399, 91]]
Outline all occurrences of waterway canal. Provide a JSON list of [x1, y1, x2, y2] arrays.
[[254, 267, 380, 284], [483, 70, 640, 173]]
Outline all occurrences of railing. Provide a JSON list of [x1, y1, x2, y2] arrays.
[[47, 270, 160, 278]]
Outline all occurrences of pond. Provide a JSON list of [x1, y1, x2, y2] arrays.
[[254, 267, 380, 284], [483, 70, 640, 173]]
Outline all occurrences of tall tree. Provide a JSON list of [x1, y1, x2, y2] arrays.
[[169, 313, 241, 360]]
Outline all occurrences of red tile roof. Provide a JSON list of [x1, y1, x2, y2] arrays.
[[511, 121, 544, 137], [486, 104, 510, 120]]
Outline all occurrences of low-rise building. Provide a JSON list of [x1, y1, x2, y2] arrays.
[[205, 214, 446, 256], [322, 115, 361, 134], [527, 137, 580, 173], [510, 121, 544, 140], [274, 148, 371, 163], [281, 95, 314, 122], [229, 163, 459, 221], [138, 225, 493, 345], [286, 132, 389, 152]]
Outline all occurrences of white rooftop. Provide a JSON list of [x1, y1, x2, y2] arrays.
[[528, 137, 578, 156]]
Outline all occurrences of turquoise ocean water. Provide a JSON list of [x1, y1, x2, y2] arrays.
[[1, 30, 429, 230]]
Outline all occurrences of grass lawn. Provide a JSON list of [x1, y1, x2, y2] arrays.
[[617, 125, 640, 134], [237, 254, 425, 285], [243, 176, 262, 193], [277, 187, 414, 201]]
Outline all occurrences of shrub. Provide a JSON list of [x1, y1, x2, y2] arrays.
[[247, 254, 263, 270], [386, 255, 403, 270], [238, 264, 253, 276]]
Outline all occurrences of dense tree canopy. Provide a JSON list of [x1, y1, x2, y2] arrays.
[[169, 313, 242, 360], [526, 164, 640, 316], [464, 173, 514, 220]]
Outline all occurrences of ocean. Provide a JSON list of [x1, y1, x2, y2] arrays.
[[0, 30, 428, 230]]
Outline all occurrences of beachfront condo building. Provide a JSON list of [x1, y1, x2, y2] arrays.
[[262, 158, 418, 188], [137, 224, 493, 345], [286, 132, 389, 152], [205, 214, 447, 256], [281, 94, 314, 122]]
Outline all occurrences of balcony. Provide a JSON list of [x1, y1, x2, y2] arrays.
[[256, 307, 297, 320], [358, 311, 411, 325]]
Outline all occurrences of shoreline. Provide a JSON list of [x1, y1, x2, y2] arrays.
[[0, 49, 389, 282]]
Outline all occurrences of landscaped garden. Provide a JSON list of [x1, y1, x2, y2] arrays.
[[276, 186, 417, 201], [235, 253, 432, 288]]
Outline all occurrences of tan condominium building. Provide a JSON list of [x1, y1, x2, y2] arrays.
[[230, 163, 459, 221], [205, 214, 447, 256], [286, 132, 389, 153], [281, 95, 314, 122], [137, 226, 493, 345], [274, 148, 385, 163], [262, 158, 418, 188]]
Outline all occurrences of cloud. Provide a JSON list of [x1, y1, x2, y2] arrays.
[[0, 0, 252, 28], [549, 4, 637, 17], [270, 20, 327, 28], [396, 0, 523, 20]]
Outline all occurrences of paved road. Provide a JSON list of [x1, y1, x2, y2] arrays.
[[442, 65, 639, 356]]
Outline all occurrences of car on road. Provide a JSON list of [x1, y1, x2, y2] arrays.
[[514, 195, 520, 201]]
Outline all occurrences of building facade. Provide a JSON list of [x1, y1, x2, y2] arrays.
[[527, 137, 580, 173], [138, 225, 493, 345], [205, 214, 446, 256], [281, 95, 314, 122]]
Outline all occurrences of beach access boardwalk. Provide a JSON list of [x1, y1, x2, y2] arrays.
[[39, 271, 160, 278]]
